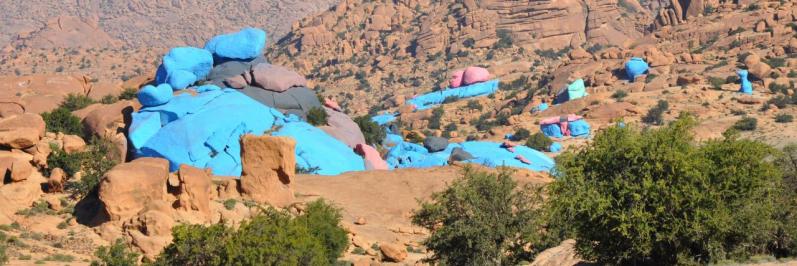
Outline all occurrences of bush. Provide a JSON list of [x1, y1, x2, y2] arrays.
[[708, 76, 726, 90], [155, 199, 347, 265], [0, 233, 6, 265], [734, 116, 758, 131], [776, 114, 794, 123], [642, 100, 669, 125], [306, 107, 328, 126], [611, 90, 628, 100], [511, 128, 531, 141], [466, 100, 483, 111], [494, 29, 514, 49], [60, 93, 95, 111], [412, 168, 546, 265], [353, 116, 386, 146], [294, 199, 349, 264], [66, 138, 120, 198], [100, 94, 117, 104], [525, 132, 552, 152], [548, 116, 785, 264], [771, 144, 797, 257], [46, 144, 84, 177], [90, 239, 139, 266], [118, 88, 138, 101], [428, 107, 444, 129], [42, 107, 83, 135]]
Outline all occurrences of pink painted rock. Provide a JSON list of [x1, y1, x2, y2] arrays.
[[540, 114, 583, 125], [462, 66, 490, 85], [515, 155, 531, 165], [319, 107, 366, 148], [250, 63, 307, 92], [355, 144, 388, 170], [324, 98, 342, 112], [449, 70, 465, 88]]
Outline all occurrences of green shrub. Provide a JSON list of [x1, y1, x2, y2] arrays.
[[776, 114, 794, 123], [90, 239, 139, 266], [118, 88, 138, 101], [734, 116, 758, 131], [548, 116, 785, 264], [769, 82, 791, 94], [494, 29, 514, 49], [100, 94, 117, 104], [46, 144, 84, 177], [428, 107, 444, 129], [66, 138, 120, 198], [466, 100, 483, 111], [306, 107, 329, 126], [525, 132, 552, 152], [412, 168, 546, 265], [511, 128, 531, 141], [765, 57, 786, 68], [354, 116, 386, 146], [771, 144, 797, 257], [42, 107, 83, 135], [642, 100, 669, 125], [223, 199, 237, 210], [709, 76, 726, 89], [155, 200, 346, 265], [611, 90, 628, 100], [0, 232, 7, 265], [295, 199, 349, 264], [60, 93, 95, 111], [405, 131, 424, 144]]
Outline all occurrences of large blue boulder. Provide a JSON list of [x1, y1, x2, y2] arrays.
[[625, 57, 649, 82], [138, 84, 173, 107], [272, 122, 365, 175], [130, 88, 284, 176], [205, 28, 267, 60], [155, 47, 214, 90]]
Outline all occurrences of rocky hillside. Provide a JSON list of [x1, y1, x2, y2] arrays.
[[0, 0, 338, 49], [269, 0, 651, 115]]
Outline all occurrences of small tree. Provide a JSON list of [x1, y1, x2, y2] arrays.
[[548, 116, 784, 264], [412, 168, 545, 265], [90, 239, 139, 266], [642, 100, 669, 125], [155, 199, 346, 265], [494, 29, 514, 49], [511, 128, 531, 141], [354, 116, 386, 146], [306, 107, 328, 126], [734, 116, 757, 131], [60, 93, 95, 111], [42, 107, 83, 136], [526, 132, 552, 152]]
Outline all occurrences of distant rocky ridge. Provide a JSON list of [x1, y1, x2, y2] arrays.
[[0, 0, 338, 49]]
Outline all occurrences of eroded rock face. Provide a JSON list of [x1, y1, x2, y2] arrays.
[[98, 157, 169, 221], [239, 135, 296, 207], [176, 165, 212, 220], [0, 113, 45, 149]]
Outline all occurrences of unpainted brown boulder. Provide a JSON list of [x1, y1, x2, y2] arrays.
[[239, 135, 296, 207]]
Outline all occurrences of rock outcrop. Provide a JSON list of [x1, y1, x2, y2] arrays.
[[239, 135, 296, 207]]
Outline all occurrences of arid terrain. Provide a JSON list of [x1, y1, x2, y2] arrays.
[[0, 0, 796, 265]]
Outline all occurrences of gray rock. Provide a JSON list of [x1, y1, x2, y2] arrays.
[[423, 137, 449, 153], [449, 147, 474, 161]]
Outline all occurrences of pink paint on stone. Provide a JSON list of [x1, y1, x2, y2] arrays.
[[449, 70, 465, 88], [355, 144, 389, 170], [462, 66, 490, 85]]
